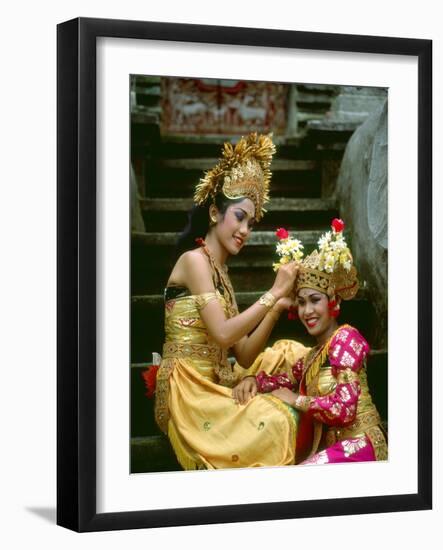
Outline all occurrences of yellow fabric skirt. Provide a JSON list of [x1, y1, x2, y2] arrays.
[[165, 339, 308, 470]]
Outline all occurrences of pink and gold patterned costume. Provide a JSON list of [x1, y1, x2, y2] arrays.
[[256, 324, 388, 465]]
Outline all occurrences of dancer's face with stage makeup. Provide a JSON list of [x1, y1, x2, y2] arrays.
[[297, 288, 339, 345], [209, 197, 255, 258]]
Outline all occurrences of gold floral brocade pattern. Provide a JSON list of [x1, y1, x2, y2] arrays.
[[366, 425, 388, 461], [194, 292, 218, 311], [163, 341, 225, 363], [325, 408, 382, 445], [154, 357, 175, 434]]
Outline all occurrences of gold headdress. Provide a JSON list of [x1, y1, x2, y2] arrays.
[[297, 219, 359, 300], [193, 132, 276, 221], [273, 219, 359, 300]]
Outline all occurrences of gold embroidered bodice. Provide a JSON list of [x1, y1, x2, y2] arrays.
[[314, 362, 387, 459], [163, 286, 239, 386], [164, 290, 220, 346]]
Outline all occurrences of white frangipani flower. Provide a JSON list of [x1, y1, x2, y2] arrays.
[[273, 231, 304, 271], [273, 221, 353, 274]]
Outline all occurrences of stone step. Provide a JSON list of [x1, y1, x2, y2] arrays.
[[297, 83, 339, 93], [145, 155, 322, 198], [131, 229, 323, 247], [135, 259, 357, 295], [131, 263, 320, 296], [131, 435, 181, 473], [140, 197, 338, 233], [133, 75, 161, 85], [133, 105, 162, 116], [131, 229, 326, 295], [130, 290, 377, 365], [297, 111, 331, 123], [131, 111, 160, 125], [307, 119, 361, 133], [134, 85, 161, 97], [296, 91, 336, 104], [145, 177, 322, 199], [152, 138, 322, 160], [131, 227, 335, 295], [140, 197, 337, 212], [158, 134, 291, 146], [132, 288, 369, 307], [156, 158, 317, 171]]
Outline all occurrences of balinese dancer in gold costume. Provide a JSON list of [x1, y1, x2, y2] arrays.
[[234, 219, 388, 464], [154, 133, 306, 470]]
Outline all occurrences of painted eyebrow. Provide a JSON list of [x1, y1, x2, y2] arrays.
[[235, 208, 255, 218], [298, 292, 322, 299]]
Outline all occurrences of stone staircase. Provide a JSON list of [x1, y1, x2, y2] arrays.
[[130, 120, 387, 473]]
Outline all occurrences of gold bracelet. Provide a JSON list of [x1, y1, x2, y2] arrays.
[[258, 291, 277, 308], [294, 394, 310, 412]]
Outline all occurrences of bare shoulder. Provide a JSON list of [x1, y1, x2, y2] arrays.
[[180, 248, 207, 264], [176, 249, 209, 273], [169, 249, 213, 293]]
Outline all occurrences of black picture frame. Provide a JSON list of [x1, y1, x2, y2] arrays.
[[57, 17, 432, 532]]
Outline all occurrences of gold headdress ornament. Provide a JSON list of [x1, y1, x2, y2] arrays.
[[273, 219, 359, 300], [193, 132, 276, 221]]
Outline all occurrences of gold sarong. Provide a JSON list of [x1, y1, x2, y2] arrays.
[[154, 290, 307, 470]]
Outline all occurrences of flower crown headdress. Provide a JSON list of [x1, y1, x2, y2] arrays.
[[193, 132, 276, 221], [274, 219, 359, 300]]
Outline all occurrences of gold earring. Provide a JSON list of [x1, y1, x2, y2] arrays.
[[210, 216, 217, 226]]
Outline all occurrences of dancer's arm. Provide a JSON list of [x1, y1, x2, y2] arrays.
[[176, 250, 298, 350]]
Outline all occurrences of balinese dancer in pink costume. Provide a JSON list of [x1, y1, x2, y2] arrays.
[[233, 219, 388, 465]]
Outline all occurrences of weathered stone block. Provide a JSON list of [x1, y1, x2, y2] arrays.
[[335, 101, 388, 347]]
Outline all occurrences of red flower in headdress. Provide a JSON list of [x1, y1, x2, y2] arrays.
[[195, 237, 205, 247], [328, 299, 341, 318], [331, 218, 345, 233], [275, 227, 289, 240]]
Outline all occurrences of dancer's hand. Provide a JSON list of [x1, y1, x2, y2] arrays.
[[270, 262, 299, 299], [274, 296, 296, 312], [271, 387, 297, 406], [232, 376, 257, 405]]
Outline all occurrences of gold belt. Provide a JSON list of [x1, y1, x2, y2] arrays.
[[326, 408, 382, 446], [162, 341, 226, 363]]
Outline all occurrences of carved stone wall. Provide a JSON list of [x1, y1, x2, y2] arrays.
[[335, 101, 388, 347]]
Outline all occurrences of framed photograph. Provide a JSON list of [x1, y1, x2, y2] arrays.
[[57, 17, 432, 532]]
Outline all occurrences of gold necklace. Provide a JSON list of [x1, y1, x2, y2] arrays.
[[303, 324, 352, 388], [200, 243, 237, 318]]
